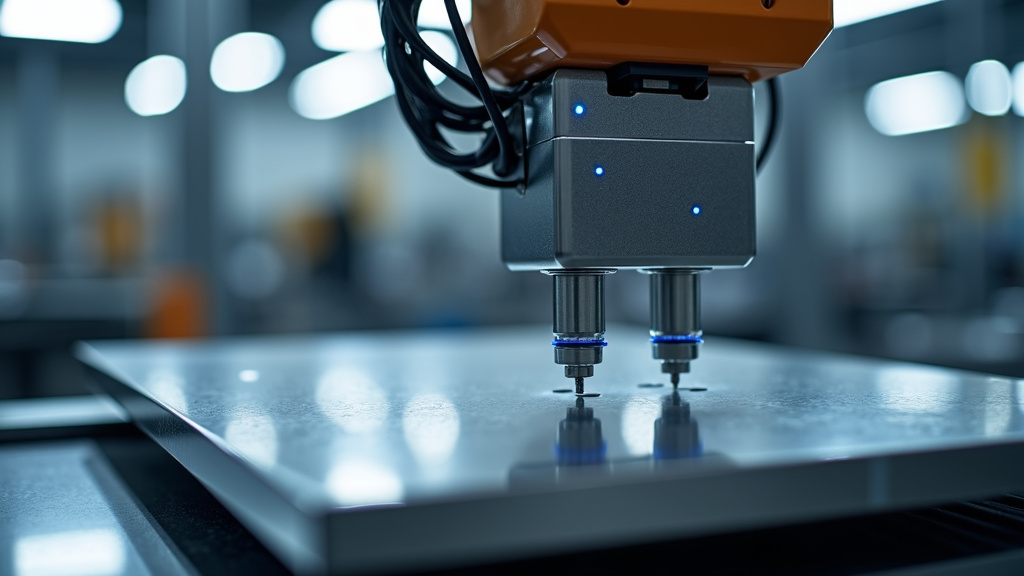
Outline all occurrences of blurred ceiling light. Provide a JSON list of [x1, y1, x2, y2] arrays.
[[0, 0, 121, 43], [210, 32, 285, 93], [966, 60, 1012, 116], [125, 55, 187, 117], [865, 71, 967, 136], [1010, 62, 1024, 117], [239, 369, 260, 382], [312, 0, 383, 52], [290, 50, 393, 120], [420, 30, 458, 84], [417, 0, 472, 29], [834, 0, 943, 28]]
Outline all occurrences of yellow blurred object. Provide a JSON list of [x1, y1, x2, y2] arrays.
[[963, 120, 1008, 216], [95, 196, 144, 273], [282, 207, 336, 265], [349, 150, 393, 237]]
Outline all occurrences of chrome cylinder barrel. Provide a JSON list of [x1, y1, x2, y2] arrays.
[[544, 270, 614, 393], [646, 269, 703, 385]]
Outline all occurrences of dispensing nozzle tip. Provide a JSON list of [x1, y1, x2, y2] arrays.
[[565, 365, 593, 395]]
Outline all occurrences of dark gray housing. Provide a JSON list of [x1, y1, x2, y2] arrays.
[[502, 70, 756, 271]]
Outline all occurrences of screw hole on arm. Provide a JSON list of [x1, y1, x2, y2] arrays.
[[762, 0, 775, 8], [617, 0, 630, 5]]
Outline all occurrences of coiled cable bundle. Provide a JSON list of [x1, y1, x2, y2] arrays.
[[378, 0, 529, 188]]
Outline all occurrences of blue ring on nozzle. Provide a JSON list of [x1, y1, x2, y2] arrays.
[[554, 442, 608, 465], [552, 339, 608, 348], [650, 335, 704, 344]]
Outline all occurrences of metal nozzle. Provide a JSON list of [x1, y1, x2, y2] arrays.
[[646, 269, 703, 387], [544, 270, 614, 394]]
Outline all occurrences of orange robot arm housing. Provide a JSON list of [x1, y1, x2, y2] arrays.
[[471, 0, 833, 85]]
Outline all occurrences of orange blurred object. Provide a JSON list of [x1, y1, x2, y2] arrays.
[[471, 0, 833, 85], [146, 269, 207, 339]]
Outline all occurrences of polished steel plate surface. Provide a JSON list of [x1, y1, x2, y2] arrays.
[[79, 326, 1024, 575], [0, 441, 192, 576]]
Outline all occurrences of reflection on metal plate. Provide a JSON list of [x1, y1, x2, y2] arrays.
[[78, 325, 1024, 575]]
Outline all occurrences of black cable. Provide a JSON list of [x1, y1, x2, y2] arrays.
[[443, 0, 516, 177], [756, 77, 780, 174], [379, 0, 526, 188]]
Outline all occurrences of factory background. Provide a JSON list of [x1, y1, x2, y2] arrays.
[[1, 0, 1023, 399]]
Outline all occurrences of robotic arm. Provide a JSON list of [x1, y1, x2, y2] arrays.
[[380, 0, 832, 393]]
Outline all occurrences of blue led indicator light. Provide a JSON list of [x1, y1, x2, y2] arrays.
[[574, 104, 586, 116], [692, 205, 702, 215], [594, 166, 605, 176]]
